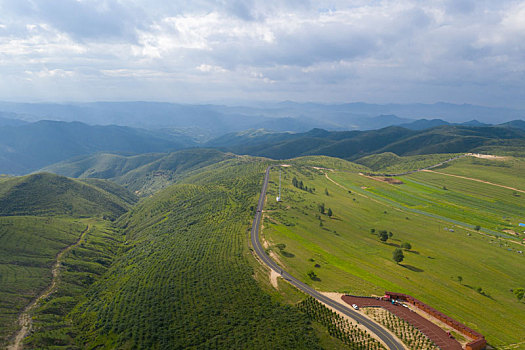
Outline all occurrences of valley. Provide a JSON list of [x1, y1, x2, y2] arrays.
[[1, 148, 524, 349]]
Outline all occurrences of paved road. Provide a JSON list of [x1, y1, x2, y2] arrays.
[[250, 166, 404, 350]]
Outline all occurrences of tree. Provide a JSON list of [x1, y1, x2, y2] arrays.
[[514, 288, 525, 301], [292, 177, 298, 187], [475, 225, 481, 231], [457, 276, 463, 284], [325, 188, 329, 196], [370, 228, 375, 234], [318, 203, 325, 214], [388, 231, 393, 238], [393, 248, 404, 263], [378, 230, 389, 242], [327, 208, 333, 217], [400, 242, 411, 250]]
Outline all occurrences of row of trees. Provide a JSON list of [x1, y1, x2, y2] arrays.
[[318, 203, 333, 217], [292, 177, 315, 193]]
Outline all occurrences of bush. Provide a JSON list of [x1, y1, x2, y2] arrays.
[[400, 242, 412, 250], [393, 248, 404, 263]]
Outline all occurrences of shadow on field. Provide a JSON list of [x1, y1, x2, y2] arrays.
[[406, 250, 420, 255], [401, 264, 424, 272], [385, 242, 400, 248], [281, 251, 295, 258]]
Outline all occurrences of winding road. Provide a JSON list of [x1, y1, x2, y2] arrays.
[[251, 166, 404, 350]]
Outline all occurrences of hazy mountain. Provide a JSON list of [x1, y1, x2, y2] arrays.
[[0, 101, 522, 136], [0, 120, 192, 175], [399, 119, 451, 130], [499, 120, 525, 130], [206, 125, 525, 160]]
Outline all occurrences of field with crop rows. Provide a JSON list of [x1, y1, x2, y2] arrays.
[[23, 220, 121, 348], [262, 157, 525, 347], [298, 296, 384, 349]]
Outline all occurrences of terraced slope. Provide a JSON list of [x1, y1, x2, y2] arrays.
[[70, 159, 321, 349], [0, 173, 137, 218]]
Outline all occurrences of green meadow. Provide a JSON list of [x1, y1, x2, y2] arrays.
[[263, 156, 525, 347]]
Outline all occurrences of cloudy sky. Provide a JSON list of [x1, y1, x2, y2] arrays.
[[0, 0, 524, 107]]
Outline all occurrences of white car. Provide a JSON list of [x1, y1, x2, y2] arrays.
[[352, 304, 359, 310]]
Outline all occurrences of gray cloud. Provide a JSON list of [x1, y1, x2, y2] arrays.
[[0, 0, 523, 109]]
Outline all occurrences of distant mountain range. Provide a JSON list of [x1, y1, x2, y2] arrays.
[[205, 125, 525, 160], [0, 101, 523, 139], [0, 101, 524, 175], [0, 120, 192, 174]]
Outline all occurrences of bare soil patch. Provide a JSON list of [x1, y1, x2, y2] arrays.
[[503, 229, 519, 237], [360, 173, 404, 185], [467, 153, 509, 160], [269, 269, 280, 289]]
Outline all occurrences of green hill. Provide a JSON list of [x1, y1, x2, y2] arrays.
[[355, 152, 462, 173], [0, 120, 192, 175], [206, 125, 525, 160], [0, 173, 136, 347], [65, 158, 320, 349], [43, 149, 236, 196], [0, 173, 137, 218]]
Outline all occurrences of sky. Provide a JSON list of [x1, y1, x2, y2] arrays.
[[0, 0, 524, 108]]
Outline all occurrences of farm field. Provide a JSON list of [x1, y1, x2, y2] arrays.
[[262, 157, 525, 348], [339, 172, 525, 236]]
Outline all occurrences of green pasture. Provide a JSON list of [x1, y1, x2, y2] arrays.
[[263, 160, 525, 347], [435, 155, 525, 192]]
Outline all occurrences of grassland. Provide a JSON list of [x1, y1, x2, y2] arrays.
[[262, 156, 525, 347], [355, 152, 462, 173], [0, 216, 86, 346]]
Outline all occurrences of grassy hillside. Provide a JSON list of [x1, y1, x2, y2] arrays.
[[262, 157, 525, 347], [0, 172, 137, 347], [0, 173, 137, 218], [355, 152, 462, 173], [43, 149, 236, 196], [40, 152, 166, 179], [23, 221, 123, 349], [0, 217, 88, 346], [68, 158, 321, 349]]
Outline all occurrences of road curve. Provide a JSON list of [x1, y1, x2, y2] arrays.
[[251, 166, 404, 350]]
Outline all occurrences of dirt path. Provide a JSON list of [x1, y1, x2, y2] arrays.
[[423, 169, 525, 194], [7, 225, 90, 350]]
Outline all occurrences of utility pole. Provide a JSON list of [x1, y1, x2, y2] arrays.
[[276, 168, 282, 202]]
